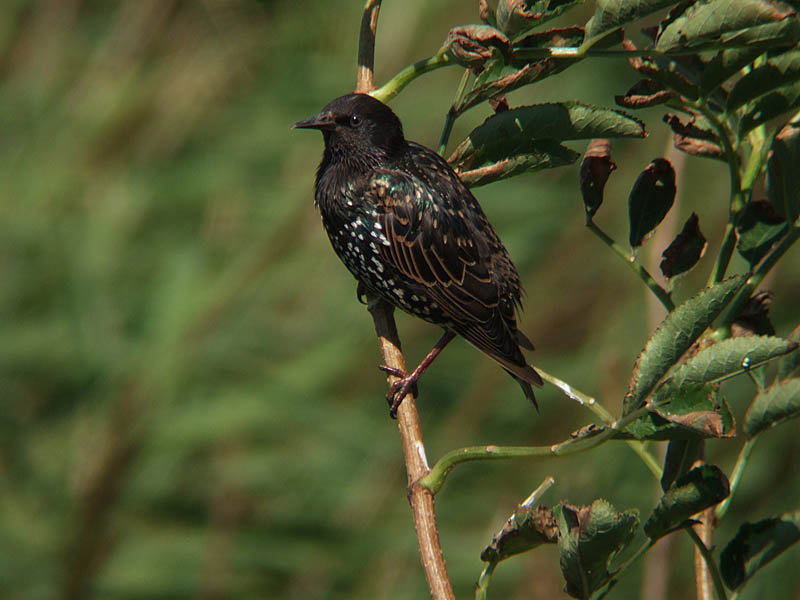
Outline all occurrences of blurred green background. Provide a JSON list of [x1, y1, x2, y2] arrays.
[[2, 1, 798, 598]]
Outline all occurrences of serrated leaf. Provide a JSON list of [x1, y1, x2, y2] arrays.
[[736, 199, 788, 267], [580, 139, 616, 219], [778, 326, 800, 380], [720, 510, 800, 590], [450, 102, 645, 171], [618, 383, 735, 440], [496, 0, 585, 38], [624, 276, 746, 414], [556, 499, 639, 598], [743, 378, 800, 438], [739, 79, 800, 135], [581, 0, 681, 52], [457, 140, 580, 187], [700, 46, 769, 96], [662, 335, 799, 390], [660, 212, 708, 279], [655, 0, 800, 54], [628, 158, 676, 247], [728, 48, 800, 110], [767, 120, 800, 223], [644, 465, 730, 540]]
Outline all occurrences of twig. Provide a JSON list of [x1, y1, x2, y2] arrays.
[[356, 0, 382, 93], [419, 405, 653, 495], [586, 219, 675, 311], [686, 525, 728, 600], [367, 299, 455, 600]]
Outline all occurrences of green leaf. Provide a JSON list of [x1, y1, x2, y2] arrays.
[[450, 102, 645, 171], [743, 378, 800, 438], [720, 510, 800, 590], [644, 465, 730, 540], [497, 0, 585, 38], [767, 120, 800, 223], [457, 140, 580, 187], [660, 212, 707, 279], [777, 326, 800, 380], [556, 499, 639, 598], [624, 276, 746, 414], [727, 49, 800, 110], [662, 335, 799, 390], [655, 0, 800, 54], [738, 79, 800, 135], [618, 383, 735, 440], [628, 158, 676, 247], [581, 0, 681, 52], [736, 199, 788, 267], [700, 46, 768, 97]]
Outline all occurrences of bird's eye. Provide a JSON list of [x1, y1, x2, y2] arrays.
[[349, 114, 362, 128]]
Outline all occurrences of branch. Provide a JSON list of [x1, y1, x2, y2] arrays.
[[356, 0, 382, 93], [367, 302, 455, 600]]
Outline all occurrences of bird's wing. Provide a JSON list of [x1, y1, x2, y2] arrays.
[[368, 169, 527, 367]]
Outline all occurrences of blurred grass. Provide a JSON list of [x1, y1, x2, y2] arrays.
[[0, 1, 798, 599]]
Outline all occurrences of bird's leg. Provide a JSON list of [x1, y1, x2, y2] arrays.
[[379, 330, 456, 418]]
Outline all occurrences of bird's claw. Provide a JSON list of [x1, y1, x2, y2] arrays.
[[378, 365, 418, 418]]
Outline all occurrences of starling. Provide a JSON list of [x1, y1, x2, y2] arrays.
[[294, 93, 542, 415]]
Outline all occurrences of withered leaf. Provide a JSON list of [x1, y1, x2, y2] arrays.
[[580, 139, 617, 219], [660, 212, 707, 279]]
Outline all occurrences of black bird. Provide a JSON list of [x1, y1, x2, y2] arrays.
[[294, 93, 542, 415]]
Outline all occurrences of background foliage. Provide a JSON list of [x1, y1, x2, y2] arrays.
[[1, 1, 798, 599]]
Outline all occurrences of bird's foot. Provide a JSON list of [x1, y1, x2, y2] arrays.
[[378, 365, 419, 418], [356, 282, 369, 305]]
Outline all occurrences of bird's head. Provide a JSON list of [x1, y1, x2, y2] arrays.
[[293, 93, 405, 163]]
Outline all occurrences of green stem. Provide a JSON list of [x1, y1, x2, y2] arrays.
[[586, 220, 675, 311], [418, 405, 652, 494], [695, 103, 743, 285], [371, 51, 453, 104], [718, 225, 800, 328], [686, 527, 729, 600], [715, 437, 758, 520], [513, 47, 709, 60], [538, 368, 663, 481], [474, 560, 497, 600], [438, 69, 471, 155]]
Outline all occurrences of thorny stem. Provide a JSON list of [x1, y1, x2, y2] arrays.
[[586, 219, 675, 311], [686, 526, 729, 600]]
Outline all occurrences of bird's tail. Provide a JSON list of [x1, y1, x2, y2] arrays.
[[506, 365, 543, 412]]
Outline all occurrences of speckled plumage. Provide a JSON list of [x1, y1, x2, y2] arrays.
[[294, 93, 542, 407]]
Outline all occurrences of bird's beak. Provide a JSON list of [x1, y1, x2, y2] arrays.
[[292, 111, 335, 130]]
